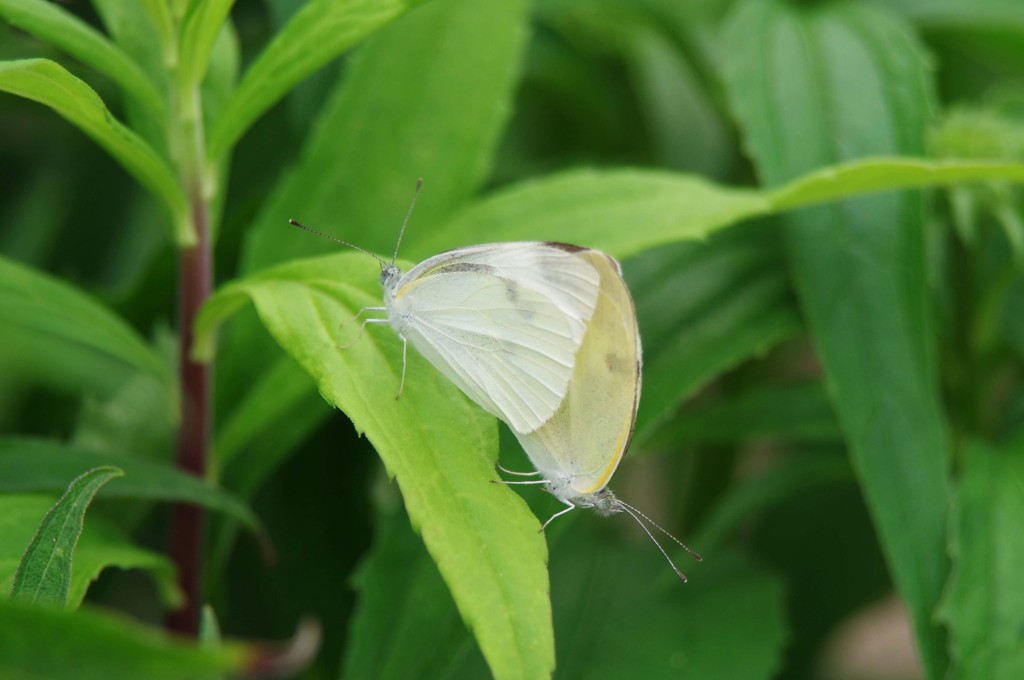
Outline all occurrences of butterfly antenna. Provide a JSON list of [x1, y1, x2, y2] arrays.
[[614, 500, 701, 583], [391, 178, 423, 266], [288, 219, 388, 268]]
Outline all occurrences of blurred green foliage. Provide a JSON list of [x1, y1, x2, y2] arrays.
[[3, 0, 1024, 678]]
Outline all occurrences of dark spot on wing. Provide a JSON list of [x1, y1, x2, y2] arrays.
[[543, 241, 587, 253], [439, 262, 499, 275], [604, 352, 633, 373]]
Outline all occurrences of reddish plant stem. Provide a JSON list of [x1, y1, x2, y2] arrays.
[[167, 182, 212, 636]]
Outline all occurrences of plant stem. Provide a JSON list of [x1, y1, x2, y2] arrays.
[[168, 179, 212, 636]]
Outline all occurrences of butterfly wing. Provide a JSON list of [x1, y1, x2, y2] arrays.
[[389, 243, 601, 433], [512, 249, 641, 496]]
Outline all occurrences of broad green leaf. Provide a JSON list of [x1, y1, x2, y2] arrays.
[[0, 59, 189, 243], [0, 253, 171, 398], [0, 0, 164, 120], [623, 221, 801, 440], [0, 495, 179, 609], [10, 466, 123, 606], [196, 254, 552, 680], [0, 438, 262, 534], [655, 382, 842, 447], [0, 599, 247, 680], [938, 439, 1024, 680], [724, 1, 950, 675], [207, 0, 425, 161]]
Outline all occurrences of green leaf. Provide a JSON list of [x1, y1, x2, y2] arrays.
[[91, 0, 174, 153], [769, 157, 1024, 212], [0, 0, 165, 120], [341, 506, 485, 680], [10, 466, 123, 606], [0, 253, 171, 398], [692, 454, 853, 552], [0, 59, 189, 243], [623, 221, 801, 440], [0, 599, 247, 680], [0, 438, 262, 534], [548, 525, 787, 680], [724, 1, 950, 675], [882, 0, 1024, 28], [207, 0, 424, 161], [938, 439, 1024, 680], [419, 159, 1024, 261], [0, 495, 179, 609], [419, 168, 770, 261], [196, 254, 553, 680], [655, 382, 843, 447]]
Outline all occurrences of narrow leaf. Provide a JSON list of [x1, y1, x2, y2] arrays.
[[938, 439, 1024, 680], [420, 159, 1024, 262], [724, 1, 950, 674], [10, 466, 123, 607], [0, 0, 165, 119], [419, 169, 769, 261], [0, 438, 262, 534], [0, 59, 189, 243], [0, 599, 247, 680], [770, 157, 1024, 211], [0, 495, 180, 609], [207, 0, 423, 160]]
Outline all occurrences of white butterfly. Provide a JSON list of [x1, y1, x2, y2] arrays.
[[372, 242, 602, 432], [291, 184, 602, 434], [292, 181, 699, 578]]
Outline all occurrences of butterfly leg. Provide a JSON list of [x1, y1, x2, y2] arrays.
[[394, 334, 408, 400], [540, 498, 576, 531], [337, 309, 388, 349], [497, 462, 542, 476]]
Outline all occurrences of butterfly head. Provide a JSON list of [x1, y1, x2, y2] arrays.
[[380, 263, 403, 295]]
